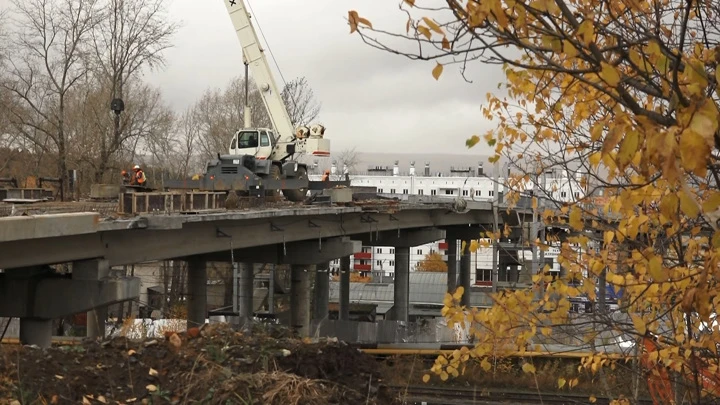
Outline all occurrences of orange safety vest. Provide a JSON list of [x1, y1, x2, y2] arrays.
[[135, 169, 146, 185]]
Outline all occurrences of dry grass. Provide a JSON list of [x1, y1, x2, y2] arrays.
[[216, 372, 342, 405]]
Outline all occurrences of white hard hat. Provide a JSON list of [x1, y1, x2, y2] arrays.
[[133, 164, 140, 170]]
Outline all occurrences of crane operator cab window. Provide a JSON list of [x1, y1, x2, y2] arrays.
[[237, 131, 259, 149]]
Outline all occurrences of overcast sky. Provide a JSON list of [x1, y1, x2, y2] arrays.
[[142, 0, 507, 156]]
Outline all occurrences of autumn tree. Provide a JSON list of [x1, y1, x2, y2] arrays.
[[350, 0, 720, 402], [416, 252, 449, 273]]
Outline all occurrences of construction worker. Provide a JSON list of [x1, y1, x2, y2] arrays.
[[321, 170, 330, 182], [132, 164, 146, 186], [121, 170, 131, 185]]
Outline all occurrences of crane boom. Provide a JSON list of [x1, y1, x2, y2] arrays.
[[223, 0, 294, 143]]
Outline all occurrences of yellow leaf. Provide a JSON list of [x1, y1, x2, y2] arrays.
[[481, 358, 492, 371], [422, 374, 430, 383], [440, 371, 449, 381], [703, 192, 720, 213], [404, 0, 415, 6], [648, 256, 664, 281], [569, 206, 583, 230], [679, 190, 700, 218], [146, 384, 157, 392], [558, 377, 567, 389], [432, 63, 444, 80], [422, 17, 443, 34], [589, 395, 597, 403], [599, 62, 621, 86], [442, 36, 450, 50], [689, 109, 718, 141], [603, 231, 614, 245], [417, 25, 431, 40], [466, 135, 480, 148], [630, 313, 647, 335], [679, 128, 710, 175], [617, 131, 639, 167], [589, 152, 602, 167], [522, 363, 536, 374], [453, 286, 465, 301]]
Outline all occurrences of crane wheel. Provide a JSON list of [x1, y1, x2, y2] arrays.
[[282, 166, 308, 202], [266, 164, 282, 198]]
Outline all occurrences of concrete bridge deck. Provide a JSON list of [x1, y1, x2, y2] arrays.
[[0, 194, 544, 348]]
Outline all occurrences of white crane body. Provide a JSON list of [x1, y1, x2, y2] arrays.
[[222, 0, 331, 162]]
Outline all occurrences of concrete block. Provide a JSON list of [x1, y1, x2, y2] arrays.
[[323, 188, 352, 203], [90, 184, 121, 199], [0, 212, 100, 242]]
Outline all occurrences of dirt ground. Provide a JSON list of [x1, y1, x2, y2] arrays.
[[0, 323, 395, 405]]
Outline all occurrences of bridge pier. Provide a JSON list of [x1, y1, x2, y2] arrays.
[[339, 256, 351, 321], [186, 257, 207, 328], [446, 238, 458, 292], [459, 239, 472, 307], [290, 264, 312, 337], [19, 318, 52, 348], [313, 261, 330, 323], [393, 246, 411, 322], [237, 262, 254, 327]]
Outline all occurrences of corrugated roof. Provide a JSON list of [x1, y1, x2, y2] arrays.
[[329, 272, 493, 308]]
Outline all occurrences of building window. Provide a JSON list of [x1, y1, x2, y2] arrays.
[[561, 191, 567, 198], [475, 190, 481, 196], [574, 192, 579, 199], [390, 260, 395, 266], [431, 190, 437, 195], [417, 249, 423, 255], [362, 247, 371, 253], [390, 188, 396, 193], [390, 248, 395, 254], [419, 189, 424, 195], [403, 189, 408, 194], [376, 260, 382, 267], [376, 248, 382, 254], [378, 188, 384, 193], [445, 189, 453, 195], [462, 190, 468, 196], [489, 190, 494, 196], [430, 249, 435, 254]]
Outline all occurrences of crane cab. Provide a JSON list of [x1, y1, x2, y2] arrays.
[[229, 128, 276, 159]]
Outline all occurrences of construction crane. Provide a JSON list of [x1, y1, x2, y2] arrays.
[[165, 0, 340, 202]]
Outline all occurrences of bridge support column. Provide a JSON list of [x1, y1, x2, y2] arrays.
[[86, 306, 108, 340], [391, 246, 410, 322], [19, 318, 52, 348], [237, 262, 254, 327], [290, 265, 312, 337], [460, 240, 472, 307], [446, 237, 458, 292], [313, 261, 330, 323], [74, 259, 110, 340], [187, 257, 207, 328], [339, 256, 351, 321]]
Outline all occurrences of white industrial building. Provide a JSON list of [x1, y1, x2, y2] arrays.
[[310, 159, 586, 286]]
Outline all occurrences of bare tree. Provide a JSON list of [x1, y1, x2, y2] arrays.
[[2, 0, 101, 200], [88, 0, 177, 182], [336, 147, 361, 174], [281, 76, 321, 126]]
